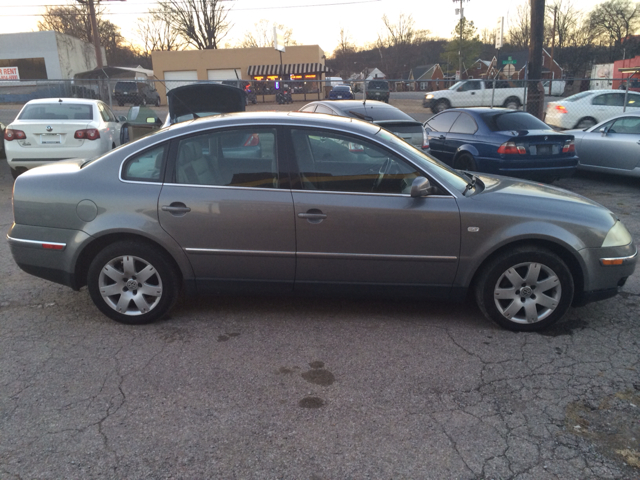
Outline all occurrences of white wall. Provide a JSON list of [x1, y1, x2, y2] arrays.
[[0, 31, 101, 79]]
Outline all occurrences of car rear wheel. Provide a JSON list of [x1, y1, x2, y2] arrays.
[[454, 153, 477, 171], [433, 99, 450, 113], [87, 241, 180, 325], [503, 97, 520, 109], [574, 117, 596, 129], [155, 97, 161, 107], [475, 246, 574, 331]]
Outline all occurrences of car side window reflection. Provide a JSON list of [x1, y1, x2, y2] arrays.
[[122, 144, 166, 182], [174, 128, 278, 188], [449, 113, 478, 135], [290, 129, 421, 194], [425, 112, 461, 133], [609, 116, 640, 134]]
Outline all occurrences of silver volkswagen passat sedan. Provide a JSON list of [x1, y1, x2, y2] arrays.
[[7, 112, 637, 331]]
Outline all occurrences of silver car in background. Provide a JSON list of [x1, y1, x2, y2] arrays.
[[7, 112, 637, 331], [567, 113, 640, 177]]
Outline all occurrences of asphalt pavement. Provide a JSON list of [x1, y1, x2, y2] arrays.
[[1, 101, 640, 479]]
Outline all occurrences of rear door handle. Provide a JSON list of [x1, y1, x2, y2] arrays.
[[297, 213, 327, 219], [438, 135, 446, 140], [162, 203, 191, 215]]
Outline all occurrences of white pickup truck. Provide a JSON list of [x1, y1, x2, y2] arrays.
[[423, 79, 526, 112]]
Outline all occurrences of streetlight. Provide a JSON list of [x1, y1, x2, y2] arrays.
[[453, 0, 470, 80]]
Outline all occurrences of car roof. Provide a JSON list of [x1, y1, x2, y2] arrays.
[[24, 97, 100, 106]]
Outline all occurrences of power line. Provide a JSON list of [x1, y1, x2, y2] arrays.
[[2, 0, 381, 15]]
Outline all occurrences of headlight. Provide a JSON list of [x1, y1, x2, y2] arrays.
[[425, 94, 434, 99], [602, 221, 632, 247]]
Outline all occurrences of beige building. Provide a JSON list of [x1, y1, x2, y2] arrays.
[[151, 45, 331, 103]]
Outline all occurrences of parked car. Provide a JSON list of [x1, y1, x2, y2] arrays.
[[221, 80, 257, 104], [299, 100, 428, 150], [366, 80, 390, 103], [113, 81, 161, 107], [424, 79, 524, 112], [7, 112, 636, 332], [566, 113, 640, 177], [545, 90, 640, 130], [328, 84, 354, 100], [164, 83, 246, 126], [4, 98, 125, 179], [423, 108, 578, 182], [120, 106, 163, 144]]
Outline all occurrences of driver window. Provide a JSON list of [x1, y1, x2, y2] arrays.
[[610, 116, 640, 134], [290, 129, 421, 194]]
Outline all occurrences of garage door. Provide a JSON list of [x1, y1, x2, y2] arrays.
[[164, 70, 198, 92], [207, 69, 241, 81]]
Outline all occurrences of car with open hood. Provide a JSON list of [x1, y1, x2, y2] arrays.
[[7, 112, 636, 332], [163, 83, 246, 126]]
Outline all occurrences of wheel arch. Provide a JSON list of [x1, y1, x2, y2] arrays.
[[467, 239, 585, 304], [73, 232, 185, 291], [453, 145, 480, 159], [573, 117, 597, 129]]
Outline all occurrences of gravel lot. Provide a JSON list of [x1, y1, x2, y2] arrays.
[[1, 101, 639, 479]]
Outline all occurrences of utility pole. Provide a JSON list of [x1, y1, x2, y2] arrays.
[[453, 0, 469, 80], [78, 0, 103, 68], [548, 5, 557, 96], [527, 0, 545, 119]]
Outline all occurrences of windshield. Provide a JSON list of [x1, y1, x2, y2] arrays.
[[19, 103, 93, 120], [482, 111, 550, 131], [448, 81, 464, 90], [375, 129, 469, 193]]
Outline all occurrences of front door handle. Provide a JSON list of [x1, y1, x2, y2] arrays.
[[438, 135, 446, 140], [162, 202, 191, 215], [298, 209, 327, 224]]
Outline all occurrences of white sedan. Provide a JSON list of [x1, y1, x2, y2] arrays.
[[4, 98, 124, 179], [545, 89, 640, 130]]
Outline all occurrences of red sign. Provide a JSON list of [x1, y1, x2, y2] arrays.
[[0, 67, 20, 80]]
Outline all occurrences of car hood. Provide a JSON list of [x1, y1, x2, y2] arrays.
[[469, 173, 617, 237], [166, 84, 246, 124]]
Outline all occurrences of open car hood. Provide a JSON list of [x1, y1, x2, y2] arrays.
[[167, 84, 246, 125]]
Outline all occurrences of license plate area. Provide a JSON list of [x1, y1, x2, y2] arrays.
[[531, 144, 559, 155], [40, 134, 61, 144]]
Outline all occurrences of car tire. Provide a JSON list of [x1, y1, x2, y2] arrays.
[[474, 246, 574, 332], [87, 241, 180, 325], [454, 153, 477, 171], [503, 97, 520, 109], [574, 117, 596, 129], [10, 168, 21, 180], [155, 97, 161, 107], [434, 99, 450, 113]]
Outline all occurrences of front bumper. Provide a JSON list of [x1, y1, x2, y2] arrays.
[[573, 244, 637, 306]]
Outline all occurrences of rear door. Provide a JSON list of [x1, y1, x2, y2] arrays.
[[424, 111, 460, 162], [158, 126, 296, 293], [288, 127, 461, 296], [443, 112, 479, 160]]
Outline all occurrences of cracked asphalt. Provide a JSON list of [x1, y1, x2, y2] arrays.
[[1, 109, 640, 479]]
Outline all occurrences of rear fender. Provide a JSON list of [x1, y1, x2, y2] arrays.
[[454, 144, 480, 158]]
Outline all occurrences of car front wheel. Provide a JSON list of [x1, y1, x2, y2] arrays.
[[87, 241, 180, 325], [433, 99, 450, 113], [475, 246, 574, 331]]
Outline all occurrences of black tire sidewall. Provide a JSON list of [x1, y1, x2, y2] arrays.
[[475, 248, 574, 332], [455, 153, 477, 171], [87, 241, 179, 325]]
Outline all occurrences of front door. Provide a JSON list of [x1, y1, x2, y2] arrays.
[[579, 116, 640, 170], [158, 127, 296, 293], [288, 128, 461, 297]]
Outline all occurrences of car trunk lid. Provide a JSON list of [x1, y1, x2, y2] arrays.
[[14, 120, 94, 148], [167, 84, 246, 124]]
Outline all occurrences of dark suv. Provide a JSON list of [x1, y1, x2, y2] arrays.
[[114, 81, 161, 106], [366, 80, 390, 103]]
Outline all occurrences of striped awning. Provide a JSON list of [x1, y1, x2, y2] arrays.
[[247, 63, 332, 77]]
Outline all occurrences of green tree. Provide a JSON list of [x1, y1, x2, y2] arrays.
[[441, 18, 482, 75]]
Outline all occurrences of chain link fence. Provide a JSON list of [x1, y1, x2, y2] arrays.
[[0, 77, 638, 131]]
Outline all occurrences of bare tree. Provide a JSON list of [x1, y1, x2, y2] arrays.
[[137, 6, 185, 55], [480, 27, 496, 45], [507, 3, 531, 49], [238, 20, 295, 48], [38, 3, 102, 44], [378, 13, 429, 48], [589, 0, 640, 58], [159, 0, 233, 50]]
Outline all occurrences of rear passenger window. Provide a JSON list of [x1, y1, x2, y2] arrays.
[[122, 144, 166, 182], [449, 113, 478, 134], [425, 111, 460, 133], [174, 128, 278, 188]]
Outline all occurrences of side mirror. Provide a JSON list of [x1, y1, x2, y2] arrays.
[[410, 176, 436, 198], [600, 127, 607, 136]]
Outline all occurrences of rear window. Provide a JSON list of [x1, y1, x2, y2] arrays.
[[115, 82, 137, 91], [334, 86, 350, 91], [367, 81, 389, 89], [19, 103, 93, 120], [481, 111, 549, 131], [347, 106, 412, 122]]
